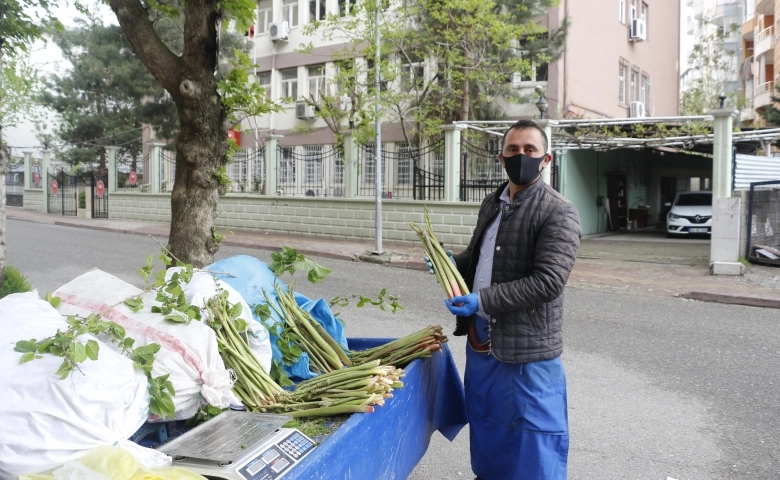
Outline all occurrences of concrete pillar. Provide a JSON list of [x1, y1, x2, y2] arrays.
[[150, 143, 165, 194], [265, 135, 282, 196], [23, 151, 33, 189], [106, 146, 119, 193], [441, 124, 467, 202], [342, 131, 358, 198], [557, 150, 568, 198], [42, 150, 52, 213], [709, 105, 743, 275], [536, 119, 558, 185]]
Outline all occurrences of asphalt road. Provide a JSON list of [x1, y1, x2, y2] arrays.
[[7, 219, 780, 479]]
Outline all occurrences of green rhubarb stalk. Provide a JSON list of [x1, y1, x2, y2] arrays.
[[422, 232, 454, 298], [310, 320, 352, 367]]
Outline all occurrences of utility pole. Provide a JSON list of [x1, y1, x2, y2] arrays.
[[373, 0, 383, 254]]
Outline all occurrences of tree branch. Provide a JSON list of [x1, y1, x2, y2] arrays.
[[108, 0, 181, 94]]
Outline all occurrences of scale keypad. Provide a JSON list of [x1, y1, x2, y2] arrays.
[[278, 431, 314, 460]]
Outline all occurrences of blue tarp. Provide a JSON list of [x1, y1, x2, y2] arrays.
[[206, 255, 348, 380], [285, 338, 468, 480]]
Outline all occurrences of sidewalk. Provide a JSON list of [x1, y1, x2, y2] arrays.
[[8, 207, 780, 309]]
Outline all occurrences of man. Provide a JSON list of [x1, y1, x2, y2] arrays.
[[444, 119, 581, 479]]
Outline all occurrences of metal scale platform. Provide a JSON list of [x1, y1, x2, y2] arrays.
[[157, 411, 317, 480]]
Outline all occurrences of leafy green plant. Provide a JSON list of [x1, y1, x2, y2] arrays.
[[270, 246, 333, 284], [78, 191, 86, 209], [0, 266, 33, 299], [14, 310, 176, 419]]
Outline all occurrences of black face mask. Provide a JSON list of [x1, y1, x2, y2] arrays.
[[502, 153, 546, 186]]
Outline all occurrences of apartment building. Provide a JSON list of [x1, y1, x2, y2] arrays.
[[240, 0, 681, 147], [740, 0, 778, 125]]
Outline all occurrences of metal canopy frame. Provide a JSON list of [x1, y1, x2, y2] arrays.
[[453, 117, 780, 154]]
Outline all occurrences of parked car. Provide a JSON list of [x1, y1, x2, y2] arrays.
[[666, 191, 712, 237]]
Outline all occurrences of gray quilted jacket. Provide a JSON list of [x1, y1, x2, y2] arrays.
[[453, 179, 581, 363]]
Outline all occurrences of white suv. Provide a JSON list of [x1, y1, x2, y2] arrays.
[[665, 191, 712, 237]]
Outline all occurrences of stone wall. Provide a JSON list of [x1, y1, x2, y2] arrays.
[[109, 193, 480, 249], [23, 189, 45, 212]]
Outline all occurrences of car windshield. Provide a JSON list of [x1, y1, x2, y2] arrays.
[[675, 193, 712, 206]]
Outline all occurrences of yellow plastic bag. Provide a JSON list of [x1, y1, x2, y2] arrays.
[[19, 446, 206, 480]]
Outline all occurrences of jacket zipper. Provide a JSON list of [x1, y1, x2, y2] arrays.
[[532, 307, 544, 330]]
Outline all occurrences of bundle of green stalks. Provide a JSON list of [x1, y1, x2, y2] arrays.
[[407, 206, 470, 299], [262, 360, 404, 418], [205, 293, 288, 410], [348, 325, 448, 368], [266, 284, 352, 374]]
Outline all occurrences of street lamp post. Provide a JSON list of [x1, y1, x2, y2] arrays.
[[373, 0, 383, 254]]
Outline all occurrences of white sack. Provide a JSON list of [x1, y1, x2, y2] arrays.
[[54, 269, 233, 422], [165, 267, 273, 374], [0, 292, 167, 479]]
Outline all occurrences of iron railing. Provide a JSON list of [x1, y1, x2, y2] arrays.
[[746, 180, 780, 265], [276, 144, 344, 197], [460, 138, 506, 202]]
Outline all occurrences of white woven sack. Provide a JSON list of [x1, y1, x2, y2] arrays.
[[0, 292, 168, 479], [54, 269, 233, 422]]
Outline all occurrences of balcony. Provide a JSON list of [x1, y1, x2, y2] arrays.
[[687, 16, 695, 35], [756, 0, 774, 15], [686, 0, 693, 6], [693, 0, 703, 20], [743, 14, 756, 40], [754, 81, 775, 109], [755, 26, 775, 60]]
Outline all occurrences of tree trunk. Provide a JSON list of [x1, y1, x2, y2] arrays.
[[460, 69, 470, 121], [0, 134, 7, 287], [110, 0, 227, 268]]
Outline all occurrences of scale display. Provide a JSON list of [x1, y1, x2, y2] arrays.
[[157, 411, 317, 480]]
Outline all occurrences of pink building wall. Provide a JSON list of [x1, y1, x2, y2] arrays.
[[546, 0, 680, 119]]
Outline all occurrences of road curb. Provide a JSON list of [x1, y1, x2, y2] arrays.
[[679, 291, 780, 309]]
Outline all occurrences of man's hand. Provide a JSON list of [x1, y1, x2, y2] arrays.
[[425, 250, 454, 275], [445, 293, 479, 316]]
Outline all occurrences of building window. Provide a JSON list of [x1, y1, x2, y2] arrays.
[[257, 71, 272, 99], [303, 145, 323, 184], [630, 68, 640, 103], [619, 0, 625, 23], [339, 0, 357, 16], [400, 55, 424, 90], [363, 144, 376, 184], [396, 143, 413, 185], [630, 0, 637, 20], [283, 0, 299, 27], [279, 147, 296, 184], [257, 1, 272, 34], [641, 73, 650, 109], [514, 36, 549, 84], [619, 62, 628, 106], [641, 2, 648, 36], [308, 65, 326, 101], [280, 68, 298, 100], [309, 0, 326, 22]]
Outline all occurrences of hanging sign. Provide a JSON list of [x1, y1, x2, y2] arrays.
[[227, 128, 241, 147], [51, 179, 59, 195], [129, 171, 137, 186], [96, 180, 105, 198]]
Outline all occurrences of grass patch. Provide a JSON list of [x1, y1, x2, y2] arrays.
[[283, 414, 350, 442], [0, 266, 33, 299]]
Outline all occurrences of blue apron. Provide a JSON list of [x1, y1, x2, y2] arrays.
[[465, 316, 569, 480]]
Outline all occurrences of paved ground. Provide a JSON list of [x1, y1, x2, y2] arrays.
[[8, 207, 780, 308]]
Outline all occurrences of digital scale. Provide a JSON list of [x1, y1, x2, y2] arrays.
[[157, 411, 317, 480]]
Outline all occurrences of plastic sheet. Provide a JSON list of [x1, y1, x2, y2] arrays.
[[206, 256, 348, 380]]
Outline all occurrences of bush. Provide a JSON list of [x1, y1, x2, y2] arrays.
[[79, 191, 86, 209], [0, 266, 33, 299]]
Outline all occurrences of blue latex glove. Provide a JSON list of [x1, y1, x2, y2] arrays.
[[425, 250, 454, 275], [445, 293, 479, 316]]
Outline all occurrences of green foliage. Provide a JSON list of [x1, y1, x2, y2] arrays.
[[0, 266, 33, 299], [218, 49, 283, 125], [680, 19, 741, 115], [150, 262, 201, 324], [270, 246, 333, 284], [78, 191, 86, 209], [186, 404, 228, 427], [329, 288, 403, 314], [0, 0, 65, 59], [758, 84, 780, 126], [38, 17, 177, 167], [0, 57, 40, 133], [14, 311, 176, 419]]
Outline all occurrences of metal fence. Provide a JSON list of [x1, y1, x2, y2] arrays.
[[460, 137, 506, 202], [6, 159, 25, 207], [227, 148, 265, 194], [29, 157, 42, 189], [746, 180, 780, 266], [357, 140, 444, 199], [160, 150, 176, 192], [276, 144, 344, 197], [117, 152, 149, 191]]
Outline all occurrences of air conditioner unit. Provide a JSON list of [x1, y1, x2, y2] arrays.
[[295, 101, 315, 119], [304, 188, 326, 197], [269, 21, 289, 42], [629, 101, 646, 118], [630, 18, 646, 41]]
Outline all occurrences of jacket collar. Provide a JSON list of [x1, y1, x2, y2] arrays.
[[492, 177, 544, 205]]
